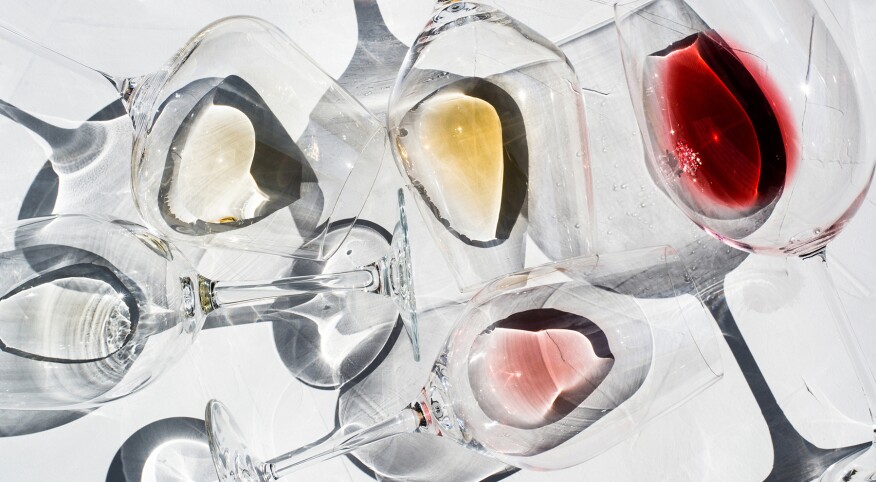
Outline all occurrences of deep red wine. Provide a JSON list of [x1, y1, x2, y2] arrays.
[[649, 31, 796, 213], [468, 308, 613, 429]]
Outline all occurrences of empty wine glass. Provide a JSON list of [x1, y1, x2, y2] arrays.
[[0, 16, 384, 260], [615, 0, 876, 478], [0, 190, 416, 410], [206, 246, 723, 480], [387, 0, 594, 290]]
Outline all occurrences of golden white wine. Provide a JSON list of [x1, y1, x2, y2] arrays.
[[395, 77, 528, 245], [410, 91, 504, 241], [157, 76, 315, 235]]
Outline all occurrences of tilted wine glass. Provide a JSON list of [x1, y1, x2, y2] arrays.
[[0, 16, 384, 261], [205, 246, 723, 481], [387, 0, 594, 290], [0, 192, 415, 410], [615, 0, 876, 478]]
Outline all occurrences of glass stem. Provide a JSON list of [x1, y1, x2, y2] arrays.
[[201, 262, 391, 312], [0, 23, 135, 101], [805, 249, 876, 449], [266, 407, 423, 480]]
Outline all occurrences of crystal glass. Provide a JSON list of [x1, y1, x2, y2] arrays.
[[206, 246, 723, 480], [0, 193, 415, 410], [615, 0, 873, 255], [0, 16, 384, 260], [615, 0, 876, 478], [387, 0, 594, 291]]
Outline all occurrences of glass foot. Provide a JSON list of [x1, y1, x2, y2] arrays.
[[820, 444, 876, 481], [391, 188, 420, 361], [205, 400, 271, 482], [289, 219, 401, 388]]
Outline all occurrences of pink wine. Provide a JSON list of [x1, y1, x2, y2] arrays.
[[649, 31, 796, 214], [468, 308, 613, 429]]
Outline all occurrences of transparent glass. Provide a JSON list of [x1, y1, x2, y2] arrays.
[[0, 16, 384, 260], [0, 195, 416, 410], [206, 246, 723, 480], [387, 0, 594, 291], [615, 1, 876, 479]]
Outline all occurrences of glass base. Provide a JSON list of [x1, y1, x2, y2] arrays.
[[205, 400, 271, 482], [820, 444, 876, 481], [294, 219, 402, 388], [390, 188, 420, 361]]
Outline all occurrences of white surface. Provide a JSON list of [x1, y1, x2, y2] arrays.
[[0, 1, 873, 481]]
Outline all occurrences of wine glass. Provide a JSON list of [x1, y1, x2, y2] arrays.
[[615, 0, 876, 478], [387, 0, 595, 291], [205, 246, 724, 480], [0, 16, 384, 260], [0, 190, 416, 410]]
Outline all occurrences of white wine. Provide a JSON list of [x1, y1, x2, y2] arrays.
[[168, 104, 268, 225], [405, 91, 504, 241], [395, 77, 528, 245], [156, 76, 315, 235]]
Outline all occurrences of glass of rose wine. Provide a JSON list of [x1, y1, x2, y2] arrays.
[[615, 0, 876, 479], [387, 0, 594, 291], [0, 192, 415, 410], [0, 16, 384, 261], [206, 246, 723, 481]]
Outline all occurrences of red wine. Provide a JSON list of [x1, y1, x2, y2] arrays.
[[649, 31, 796, 213], [468, 308, 613, 429]]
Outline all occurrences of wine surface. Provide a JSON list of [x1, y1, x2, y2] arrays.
[[412, 91, 504, 241], [396, 77, 528, 245], [159, 76, 316, 235], [648, 31, 793, 215], [468, 308, 613, 429], [169, 104, 268, 225]]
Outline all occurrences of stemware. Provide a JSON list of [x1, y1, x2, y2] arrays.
[[387, 0, 594, 290], [206, 246, 723, 481], [0, 16, 384, 260], [0, 190, 415, 410], [615, 0, 876, 478]]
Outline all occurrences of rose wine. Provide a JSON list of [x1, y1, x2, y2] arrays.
[[647, 31, 795, 215], [468, 308, 613, 429], [395, 77, 528, 246]]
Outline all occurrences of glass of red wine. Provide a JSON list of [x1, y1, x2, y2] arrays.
[[615, 0, 876, 478], [205, 246, 723, 480]]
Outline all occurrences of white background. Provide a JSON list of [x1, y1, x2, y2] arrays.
[[0, 1, 875, 481]]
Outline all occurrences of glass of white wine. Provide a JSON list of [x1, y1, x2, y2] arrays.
[[387, 0, 595, 291], [0, 16, 384, 261]]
